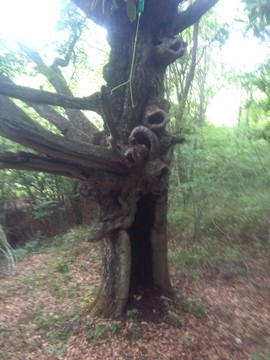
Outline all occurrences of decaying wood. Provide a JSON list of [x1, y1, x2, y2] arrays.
[[0, 114, 126, 173]]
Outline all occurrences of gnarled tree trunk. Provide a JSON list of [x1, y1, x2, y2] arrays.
[[0, 0, 219, 318], [78, 7, 180, 316], [75, 0, 199, 317]]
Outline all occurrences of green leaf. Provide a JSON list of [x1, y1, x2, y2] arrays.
[[126, 0, 137, 22]]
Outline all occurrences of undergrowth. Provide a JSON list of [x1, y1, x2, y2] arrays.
[[169, 238, 247, 280]]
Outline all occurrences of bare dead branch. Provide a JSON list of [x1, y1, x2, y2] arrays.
[[51, 32, 79, 70], [177, 22, 199, 127]]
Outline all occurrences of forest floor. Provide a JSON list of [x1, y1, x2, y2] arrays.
[[0, 232, 270, 360]]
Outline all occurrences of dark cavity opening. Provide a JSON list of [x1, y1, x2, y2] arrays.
[[148, 112, 165, 125], [128, 194, 156, 290], [134, 132, 151, 151]]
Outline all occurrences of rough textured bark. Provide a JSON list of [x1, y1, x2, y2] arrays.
[[0, 0, 219, 317], [90, 230, 131, 317]]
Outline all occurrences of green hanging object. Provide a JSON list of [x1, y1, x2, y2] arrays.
[[111, 0, 145, 107], [126, 0, 137, 22], [137, 0, 145, 15]]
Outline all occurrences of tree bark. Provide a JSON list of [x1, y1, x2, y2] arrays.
[[90, 230, 131, 317]]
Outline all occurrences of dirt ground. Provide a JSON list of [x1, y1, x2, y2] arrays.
[[0, 243, 269, 360]]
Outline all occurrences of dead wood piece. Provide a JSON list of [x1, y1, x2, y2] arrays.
[[159, 132, 185, 155]]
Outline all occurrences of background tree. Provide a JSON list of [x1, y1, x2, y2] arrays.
[[166, 0, 270, 247], [165, 8, 229, 242], [0, 0, 218, 317]]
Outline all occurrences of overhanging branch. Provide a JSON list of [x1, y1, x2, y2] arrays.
[[17, 42, 98, 134], [0, 82, 102, 114], [0, 114, 126, 173], [0, 73, 92, 142], [173, 0, 219, 34], [72, 0, 109, 27], [0, 152, 89, 180]]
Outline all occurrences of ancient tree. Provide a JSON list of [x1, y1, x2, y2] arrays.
[[0, 0, 218, 317]]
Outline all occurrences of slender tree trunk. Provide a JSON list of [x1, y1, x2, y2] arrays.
[[177, 22, 199, 128]]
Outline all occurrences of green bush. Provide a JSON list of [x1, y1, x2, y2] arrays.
[[169, 239, 245, 279]]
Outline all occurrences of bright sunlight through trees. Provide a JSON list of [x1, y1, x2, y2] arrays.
[[0, 0, 62, 48]]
